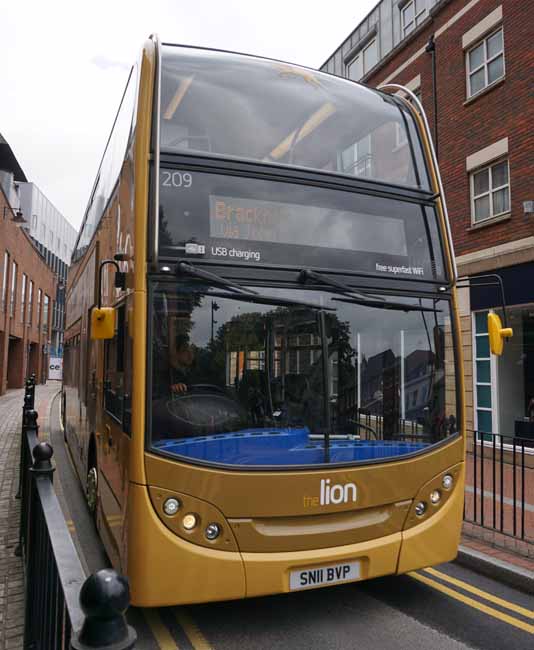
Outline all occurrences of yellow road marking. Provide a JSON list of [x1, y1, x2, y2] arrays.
[[58, 400, 64, 433], [409, 572, 534, 634], [423, 567, 534, 619], [175, 608, 213, 650], [143, 609, 179, 649]]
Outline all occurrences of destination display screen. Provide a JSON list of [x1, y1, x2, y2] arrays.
[[158, 169, 445, 280], [209, 196, 408, 256]]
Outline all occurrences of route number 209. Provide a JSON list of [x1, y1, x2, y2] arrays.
[[161, 171, 193, 188]]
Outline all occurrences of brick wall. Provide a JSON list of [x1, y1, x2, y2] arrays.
[[363, 0, 534, 259], [0, 187, 56, 394]]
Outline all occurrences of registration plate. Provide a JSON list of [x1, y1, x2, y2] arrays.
[[289, 561, 360, 591]]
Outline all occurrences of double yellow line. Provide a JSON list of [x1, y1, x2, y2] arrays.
[[410, 567, 534, 634], [143, 607, 213, 650]]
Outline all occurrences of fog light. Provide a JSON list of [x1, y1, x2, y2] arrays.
[[430, 489, 441, 505], [182, 513, 198, 530], [205, 523, 221, 540], [415, 501, 427, 517], [442, 474, 454, 490], [163, 498, 181, 516]]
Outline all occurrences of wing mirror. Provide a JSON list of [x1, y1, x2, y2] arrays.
[[487, 312, 513, 356], [91, 307, 116, 340]]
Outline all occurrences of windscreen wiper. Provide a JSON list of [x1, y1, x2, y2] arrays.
[[205, 290, 336, 312], [332, 296, 441, 312], [177, 262, 258, 295], [298, 269, 385, 302], [299, 269, 440, 312]]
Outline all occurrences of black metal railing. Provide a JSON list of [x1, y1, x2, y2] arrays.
[[16, 377, 137, 649], [464, 429, 533, 542]]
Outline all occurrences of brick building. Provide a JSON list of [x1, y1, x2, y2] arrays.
[[0, 135, 56, 394], [322, 0, 534, 437], [19, 182, 77, 358]]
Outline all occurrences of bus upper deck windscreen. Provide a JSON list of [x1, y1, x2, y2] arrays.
[[159, 45, 430, 190]]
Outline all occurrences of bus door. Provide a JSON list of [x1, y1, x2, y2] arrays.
[[99, 301, 132, 567]]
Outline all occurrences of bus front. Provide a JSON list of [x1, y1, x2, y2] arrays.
[[130, 44, 463, 606]]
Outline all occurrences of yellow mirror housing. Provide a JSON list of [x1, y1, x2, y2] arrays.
[[91, 307, 116, 340], [487, 312, 513, 356]]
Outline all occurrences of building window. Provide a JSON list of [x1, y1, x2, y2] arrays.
[[10, 261, 17, 318], [467, 28, 504, 98], [43, 294, 49, 333], [21, 273, 27, 323], [401, 0, 427, 37], [37, 289, 42, 328], [347, 37, 378, 81], [1, 252, 8, 312], [28, 280, 33, 324], [341, 134, 373, 178], [32, 214, 38, 230], [473, 311, 497, 439], [40, 224, 46, 241], [471, 159, 510, 223]]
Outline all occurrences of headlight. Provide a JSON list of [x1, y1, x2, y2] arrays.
[[205, 523, 221, 540], [415, 501, 427, 517], [442, 474, 454, 490], [430, 490, 441, 505], [163, 498, 181, 516], [182, 513, 198, 530]]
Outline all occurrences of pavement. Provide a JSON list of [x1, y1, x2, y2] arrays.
[[0, 383, 532, 650]]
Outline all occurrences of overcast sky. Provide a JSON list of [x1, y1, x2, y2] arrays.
[[0, 0, 376, 231]]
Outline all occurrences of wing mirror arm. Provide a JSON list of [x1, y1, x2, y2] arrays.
[[90, 256, 127, 340], [456, 274, 513, 356]]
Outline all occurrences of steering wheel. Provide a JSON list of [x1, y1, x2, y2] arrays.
[[186, 384, 227, 395], [165, 386, 245, 436]]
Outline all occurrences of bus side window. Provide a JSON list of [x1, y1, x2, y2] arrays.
[[104, 304, 126, 425]]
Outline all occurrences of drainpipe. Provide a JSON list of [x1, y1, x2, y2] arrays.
[[425, 34, 438, 160]]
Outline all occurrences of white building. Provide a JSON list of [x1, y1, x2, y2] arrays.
[[19, 183, 76, 266]]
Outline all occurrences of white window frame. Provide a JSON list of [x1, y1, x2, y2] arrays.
[[347, 37, 378, 81], [401, 0, 427, 38], [466, 27, 505, 98], [341, 134, 373, 178], [470, 158, 510, 224], [472, 310, 499, 437]]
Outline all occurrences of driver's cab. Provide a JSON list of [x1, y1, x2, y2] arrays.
[[148, 282, 331, 449]]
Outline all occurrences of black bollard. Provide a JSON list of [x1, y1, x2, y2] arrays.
[[22, 393, 33, 425], [30, 441, 55, 478], [71, 569, 136, 649], [25, 409, 39, 438], [25, 376, 35, 410]]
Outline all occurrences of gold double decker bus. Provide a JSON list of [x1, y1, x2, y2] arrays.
[[62, 37, 508, 607]]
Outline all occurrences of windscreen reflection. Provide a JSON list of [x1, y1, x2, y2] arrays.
[[149, 283, 457, 467]]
